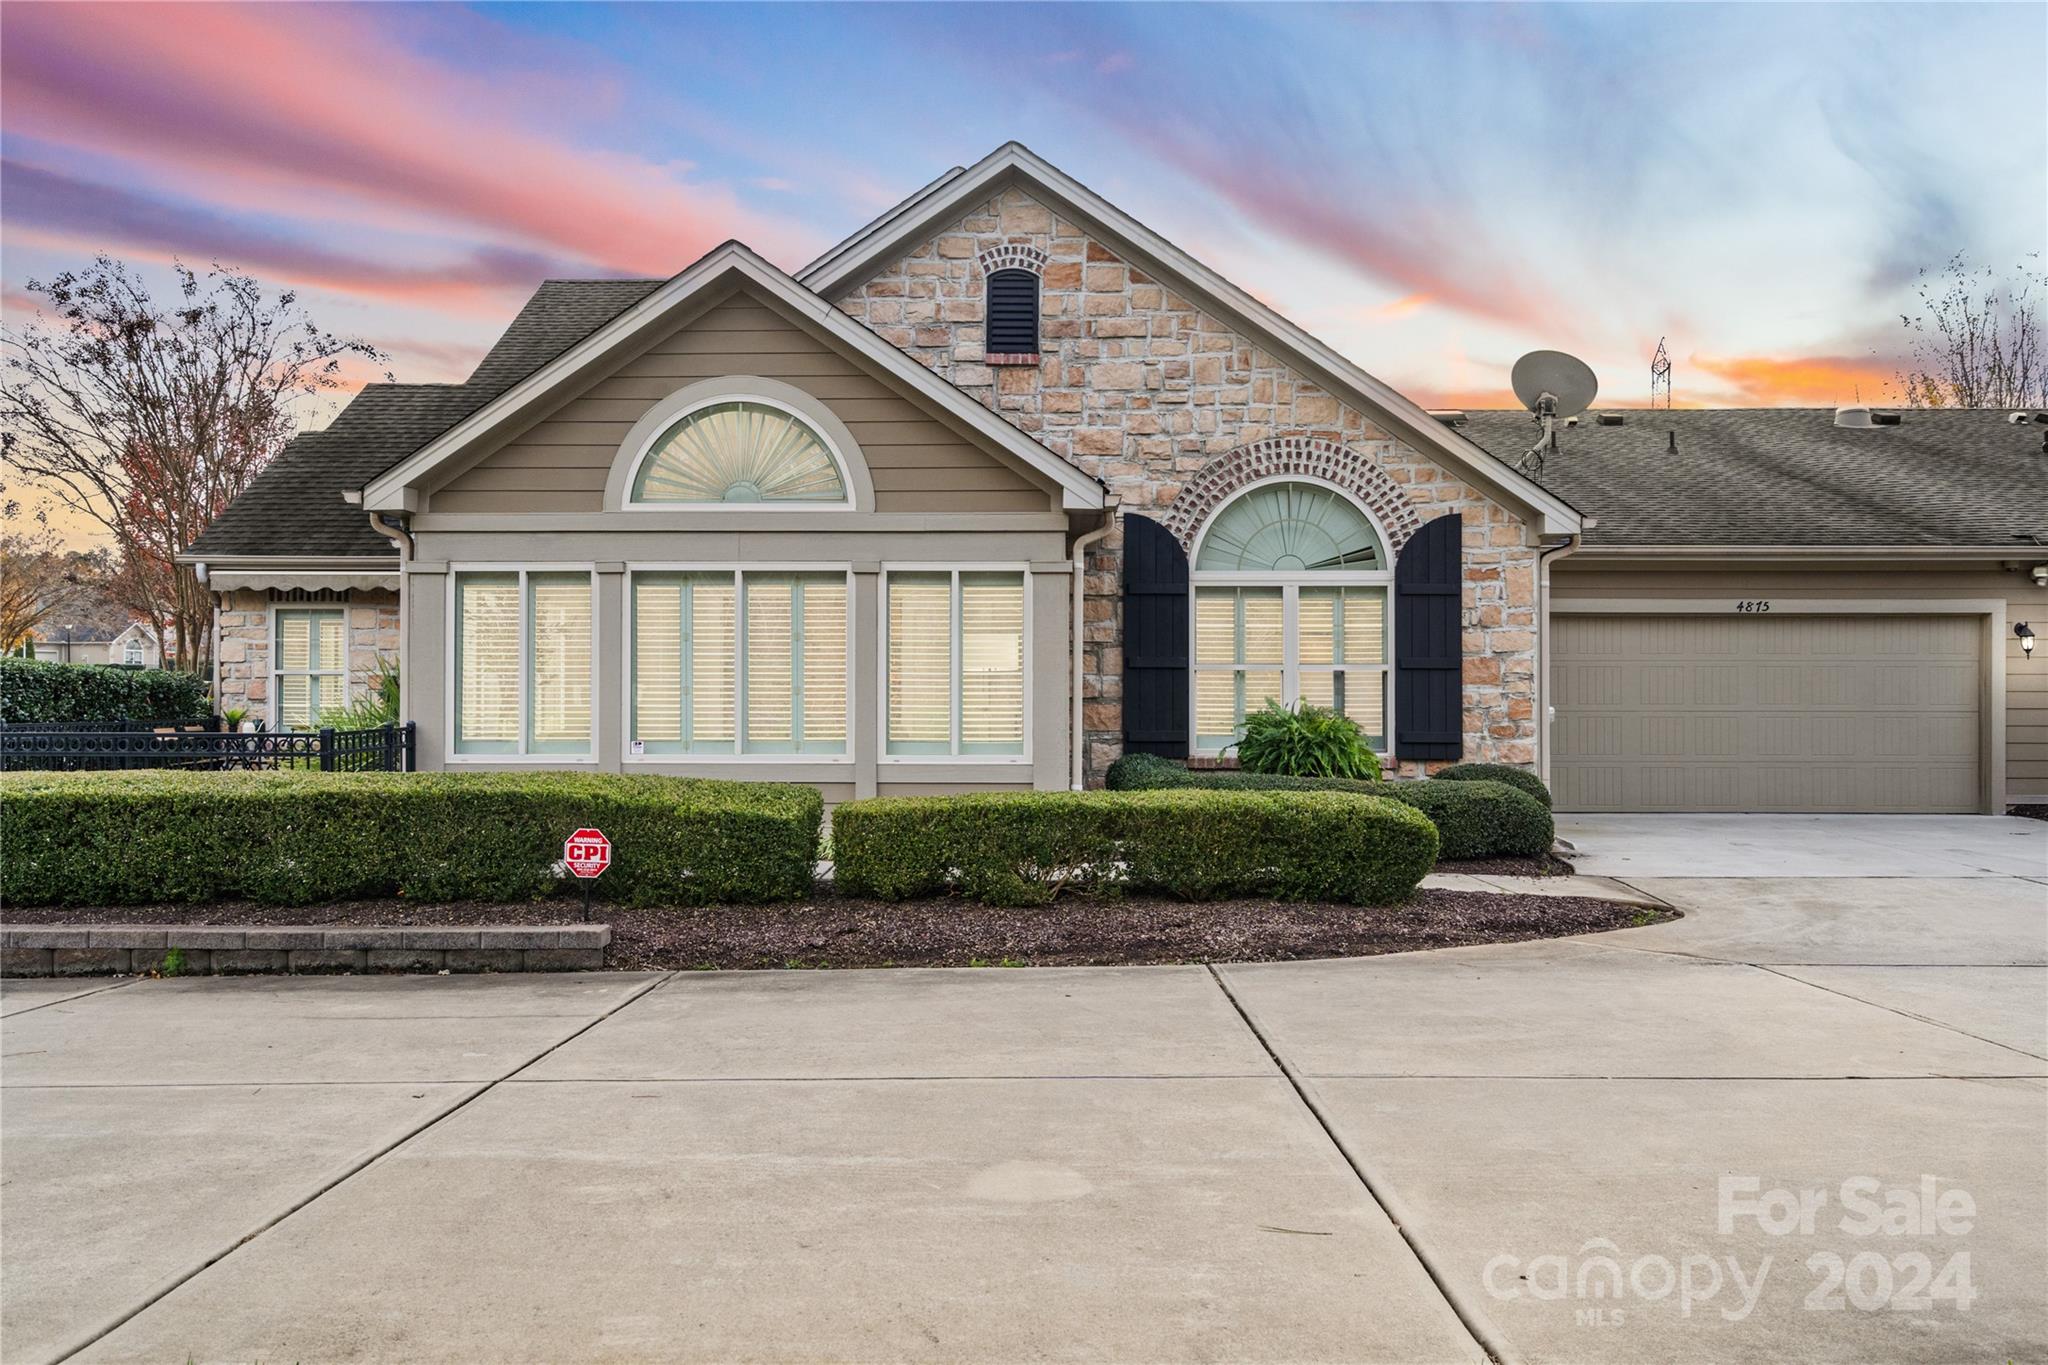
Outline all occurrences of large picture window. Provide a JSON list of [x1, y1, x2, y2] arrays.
[[885, 570, 1026, 757], [274, 609, 345, 730], [1191, 481, 1391, 753], [453, 570, 594, 756], [631, 570, 849, 756]]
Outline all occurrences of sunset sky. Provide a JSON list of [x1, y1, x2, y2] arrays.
[[3, 1, 2044, 544]]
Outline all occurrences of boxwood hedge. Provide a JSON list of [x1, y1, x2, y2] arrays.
[[1104, 751, 1552, 860], [0, 770, 822, 907], [1434, 761, 1552, 808], [831, 787, 1438, 907], [1, 656, 210, 724]]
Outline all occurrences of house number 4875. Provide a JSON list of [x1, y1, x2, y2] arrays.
[[1734, 600, 1773, 613]]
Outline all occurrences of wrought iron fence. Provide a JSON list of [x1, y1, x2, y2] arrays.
[[0, 722, 416, 773]]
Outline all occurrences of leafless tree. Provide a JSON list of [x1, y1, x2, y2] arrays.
[[1892, 254, 2046, 409], [0, 502, 119, 653], [0, 258, 385, 672]]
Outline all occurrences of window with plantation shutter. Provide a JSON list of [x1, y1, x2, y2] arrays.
[[985, 269, 1040, 358], [630, 570, 846, 756], [453, 570, 593, 757], [886, 570, 1026, 757], [274, 608, 346, 730]]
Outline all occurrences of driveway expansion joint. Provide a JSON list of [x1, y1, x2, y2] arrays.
[[35, 970, 677, 1365], [1207, 963, 1523, 1365]]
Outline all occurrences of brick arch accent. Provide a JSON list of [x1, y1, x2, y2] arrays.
[[976, 244, 1050, 276], [1159, 436, 1423, 553]]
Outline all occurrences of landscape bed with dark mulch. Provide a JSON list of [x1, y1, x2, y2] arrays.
[[3, 885, 1667, 970]]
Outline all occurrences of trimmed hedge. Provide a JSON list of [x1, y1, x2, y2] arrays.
[[1104, 751, 1552, 860], [0, 770, 822, 907], [1434, 761, 1551, 808], [832, 788, 1438, 907], [0, 656, 210, 725]]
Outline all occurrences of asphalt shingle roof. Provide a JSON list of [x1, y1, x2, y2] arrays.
[[1459, 408, 2048, 548], [188, 279, 662, 560], [191, 273, 2048, 560]]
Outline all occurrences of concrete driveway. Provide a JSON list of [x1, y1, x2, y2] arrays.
[[3, 816, 2044, 1364]]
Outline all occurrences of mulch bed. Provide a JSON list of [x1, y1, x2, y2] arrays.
[[1433, 853, 1576, 877], [3, 885, 1668, 970]]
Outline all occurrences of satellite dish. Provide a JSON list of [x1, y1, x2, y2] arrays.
[[1507, 350, 1598, 477], [1512, 350, 1599, 418]]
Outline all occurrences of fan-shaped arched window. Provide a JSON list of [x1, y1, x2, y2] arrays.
[[1190, 479, 1392, 753], [1193, 481, 1385, 571], [629, 400, 849, 505]]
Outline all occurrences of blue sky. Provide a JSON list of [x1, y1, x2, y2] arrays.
[[3, 2, 2043, 537]]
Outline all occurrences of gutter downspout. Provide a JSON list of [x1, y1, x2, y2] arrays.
[[193, 562, 220, 710], [366, 511, 414, 735], [1071, 508, 1116, 790], [1535, 523, 1589, 787]]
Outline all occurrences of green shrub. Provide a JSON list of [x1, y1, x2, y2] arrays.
[[832, 788, 1436, 907], [1435, 761, 1551, 808], [1232, 700, 1382, 781], [1104, 751, 1551, 860], [0, 656, 210, 724], [0, 770, 822, 908]]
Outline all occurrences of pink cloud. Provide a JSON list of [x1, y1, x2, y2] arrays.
[[0, 4, 819, 278]]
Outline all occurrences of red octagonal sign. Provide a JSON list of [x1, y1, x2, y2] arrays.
[[564, 828, 611, 880]]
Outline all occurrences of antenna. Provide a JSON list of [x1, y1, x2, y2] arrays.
[[1510, 350, 1599, 477], [1650, 338, 1671, 409]]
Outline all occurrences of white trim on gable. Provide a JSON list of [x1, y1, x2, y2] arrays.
[[362, 243, 1105, 515], [799, 142, 1583, 537]]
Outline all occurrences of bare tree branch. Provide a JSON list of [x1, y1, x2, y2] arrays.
[[1891, 253, 2047, 409]]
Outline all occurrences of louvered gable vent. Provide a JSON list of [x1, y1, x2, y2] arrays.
[[985, 269, 1040, 356]]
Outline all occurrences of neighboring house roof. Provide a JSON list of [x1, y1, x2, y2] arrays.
[[360, 242, 1107, 513], [798, 141, 1584, 537], [1457, 408, 2048, 549], [33, 624, 117, 644]]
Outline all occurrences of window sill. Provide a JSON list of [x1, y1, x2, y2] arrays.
[[984, 352, 1041, 367]]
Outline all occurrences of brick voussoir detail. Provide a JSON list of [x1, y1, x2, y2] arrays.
[[975, 244, 1050, 276], [1159, 436, 1426, 552]]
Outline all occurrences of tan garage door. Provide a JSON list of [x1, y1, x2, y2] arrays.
[[1553, 614, 1981, 813]]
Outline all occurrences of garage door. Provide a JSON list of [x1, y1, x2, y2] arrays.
[[1553, 614, 1981, 813]]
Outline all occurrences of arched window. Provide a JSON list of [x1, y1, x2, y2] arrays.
[[1190, 479, 1392, 753], [629, 400, 849, 505], [985, 268, 1041, 359]]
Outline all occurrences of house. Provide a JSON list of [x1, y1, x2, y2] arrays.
[[27, 621, 162, 667], [181, 144, 2047, 813], [106, 622, 164, 668]]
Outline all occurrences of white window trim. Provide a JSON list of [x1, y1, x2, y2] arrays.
[[1188, 476, 1396, 756], [876, 563, 1034, 766], [621, 563, 856, 766], [444, 564, 600, 764], [620, 393, 856, 513], [267, 603, 351, 732]]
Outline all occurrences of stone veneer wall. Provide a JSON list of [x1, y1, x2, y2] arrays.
[[833, 187, 1539, 780], [213, 589, 400, 724]]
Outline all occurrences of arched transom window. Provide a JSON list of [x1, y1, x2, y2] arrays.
[[1191, 479, 1392, 753], [630, 400, 849, 505]]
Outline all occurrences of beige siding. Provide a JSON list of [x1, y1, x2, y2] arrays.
[[430, 292, 1051, 515], [1552, 562, 2048, 802]]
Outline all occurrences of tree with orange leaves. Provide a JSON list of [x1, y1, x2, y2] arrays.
[[0, 257, 385, 674]]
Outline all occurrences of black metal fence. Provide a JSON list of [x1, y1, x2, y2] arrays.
[[0, 721, 416, 773]]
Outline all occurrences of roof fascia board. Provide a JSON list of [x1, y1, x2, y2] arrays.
[[800, 144, 1579, 535], [176, 553, 400, 569], [365, 243, 1101, 512], [1569, 544, 2033, 562]]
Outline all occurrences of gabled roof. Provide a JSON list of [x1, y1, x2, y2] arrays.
[[185, 279, 669, 562], [364, 242, 1105, 513], [799, 142, 1583, 537], [1457, 408, 2048, 549]]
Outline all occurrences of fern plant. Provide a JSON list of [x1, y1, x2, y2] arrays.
[[1230, 700, 1382, 781]]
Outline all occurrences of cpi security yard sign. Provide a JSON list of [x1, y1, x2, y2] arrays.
[[564, 828, 610, 920]]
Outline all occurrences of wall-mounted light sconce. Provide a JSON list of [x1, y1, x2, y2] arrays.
[[2018, 622, 2036, 656]]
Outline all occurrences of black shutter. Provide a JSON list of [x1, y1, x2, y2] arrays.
[[1394, 512, 1464, 762], [986, 269, 1040, 354], [1121, 513, 1188, 757]]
